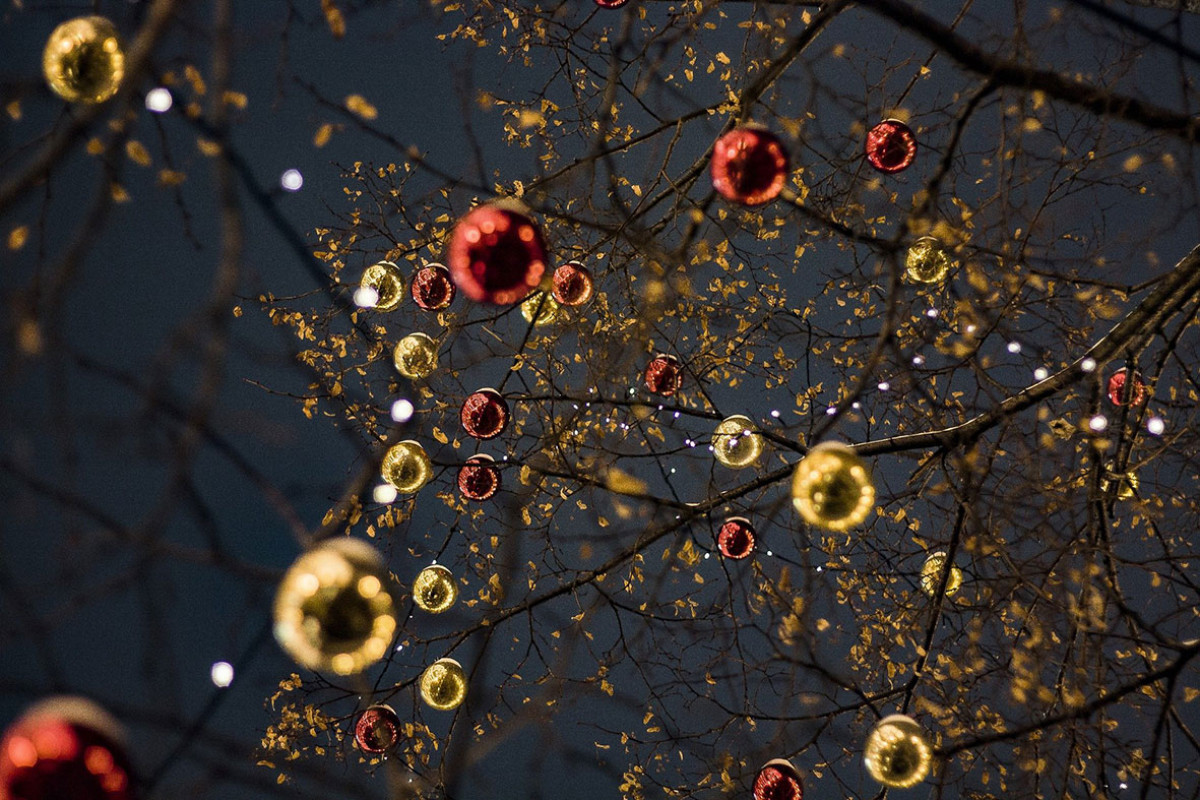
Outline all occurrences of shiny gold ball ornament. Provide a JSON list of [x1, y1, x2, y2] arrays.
[[712, 415, 764, 469], [412, 565, 457, 614], [905, 237, 953, 285], [273, 538, 397, 675], [359, 261, 406, 311], [791, 442, 875, 531], [520, 291, 562, 326], [393, 333, 439, 379], [919, 551, 963, 597], [419, 658, 467, 711], [43, 16, 125, 104], [863, 714, 933, 789], [381, 440, 433, 494]]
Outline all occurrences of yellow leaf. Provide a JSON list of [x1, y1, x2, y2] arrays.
[[197, 137, 222, 157], [223, 90, 248, 109], [345, 95, 378, 120], [1123, 154, 1143, 172], [157, 169, 187, 187], [606, 467, 647, 495], [313, 123, 333, 148], [7, 226, 28, 251], [321, 0, 346, 38], [86, 138, 104, 155], [432, 426, 449, 444], [111, 183, 131, 203]]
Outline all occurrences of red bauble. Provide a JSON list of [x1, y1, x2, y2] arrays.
[[411, 263, 456, 310], [594, 0, 630, 6], [0, 697, 135, 800], [354, 705, 400, 755], [753, 759, 803, 800], [717, 517, 756, 560], [458, 455, 501, 501], [1107, 367, 1148, 407], [461, 388, 509, 440], [643, 354, 683, 397], [865, 119, 917, 174], [710, 127, 789, 206], [552, 261, 595, 307], [446, 204, 547, 305]]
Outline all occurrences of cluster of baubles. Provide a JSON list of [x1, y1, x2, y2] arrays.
[[43, 16, 125, 104]]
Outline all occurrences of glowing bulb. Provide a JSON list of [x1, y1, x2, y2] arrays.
[[391, 399, 415, 423], [1007, 341, 1022, 354], [863, 714, 932, 789], [381, 440, 433, 494], [353, 286, 379, 309], [1034, 367, 1049, 381], [420, 658, 467, 711], [145, 87, 172, 112], [1088, 414, 1108, 433], [359, 261, 405, 312], [43, 17, 125, 104], [905, 237, 953, 284], [412, 565, 458, 614], [210, 661, 234, 687], [393, 333, 439, 379], [1147, 416, 1165, 435], [1081, 357, 1097, 373], [920, 552, 962, 597], [791, 442, 875, 531], [372, 484, 398, 504], [712, 415, 764, 469], [280, 169, 304, 192]]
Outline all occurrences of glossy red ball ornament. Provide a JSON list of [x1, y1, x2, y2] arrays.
[[1107, 367, 1147, 407], [460, 388, 509, 440], [643, 354, 683, 397], [710, 127, 789, 206], [411, 263, 456, 310], [446, 204, 547, 305], [865, 119, 917, 174], [354, 705, 400, 755], [594, 0, 630, 7], [717, 517, 756, 560], [753, 759, 802, 800], [552, 261, 595, 307], [458, 454, 501, 501], [0, 697, 135, 800]]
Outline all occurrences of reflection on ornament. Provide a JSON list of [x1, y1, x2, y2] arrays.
[[863, 714, 932, 789], [712, 415, 764, 469], [354, 705, 400, 754], [457, 454, 500, 501], [753, 758, 803, 800], [393, 333, 439, 379], [919, 551, 962, 597], [420, 658, 467, 711], [644, 354, 683, 397], [411, 263, 456, 310], [710, 127, 789, 206], [791, 442, 875, 531], [865, 119, 917, 174], [0, 697, 134, 800], [381, 441, 433, 494], [552, 261, 594, 306], [413, 565, 458, 614], [43, 17, 125, 104], [717, 517, 756, 560], [461, 389, 509, 440], [447, 204, 546, 304], [905, 237, 953, 285], [273, 538, 397, 675], [520, 292, 562, 326], [359, 261, 406, 311], [1107, 368, 1147, 406]]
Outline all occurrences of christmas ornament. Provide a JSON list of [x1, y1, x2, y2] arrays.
[[0, 697, 134, 800], [411, 263, 456, 310], [919, 551, 962, 597], [354, 705, 400, 755], [460, 389, 509, 440], [717, 517, 756, 560], [791, 442, 875, 531], [420, 658, 467, 711], [412, 565, 458, 614], [594, 0, 631, 7], [381, 441, 433, 494], [552, 261, 594, 306], [710, 126, 789, 206], [273, 538, 397, 675], [712, 415, 763, 468], [1107, 367, 1147, 406], [863, 714, 932, 789], [359, 261, 406, 311], [393, 333, 439, 380], [643, 354, 683, 397], [753, 759, 803, 800], [520, 292, 562, 326], [865, 119, 917, 174], [904, 237, 952, 285], [457, 454, 500, 501], [447, 204, 547, 305], [43, 17, 124, 104]]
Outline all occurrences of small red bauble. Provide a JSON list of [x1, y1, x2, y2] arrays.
[[643, 354, 683, 397], [446, 204, 547, 305], [411, 263, 456, 310], [753, 759, 803, 800], [594, 0, 630, 7], [552, 261, 595, 306], [1107, 367, 1148, 407], [461, 388, 509, 440], [865, 119, 917, 174], [458, 454, 501, 501], [354, 705, 400, 755], [717, 517, 756, 560], [710, 127, 789, 206]]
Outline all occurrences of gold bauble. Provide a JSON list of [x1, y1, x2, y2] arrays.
[[520, 291, 562, 326], [360, 261, 406, 311], [864, 714, 933, 789], [381, 440, 432, 494], [419, 658, 467, 711], [791, 442, 875, 531], [412, 565, 457, 614], [920, 551, 963, 597], [273, 538, 397, 675], [43, 16, 125, 103], [393, 333, 439, 379], [712, 415, 763, 469], [905, 237, 953, 285]]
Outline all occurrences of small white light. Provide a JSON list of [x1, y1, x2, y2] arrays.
[[145, 87, 173, 113], [852, 402, 861, 410], [816, 566, 822, 572], [877, 381, 890, 392], [965, 324, 977, 335], [703, 552, 710, 559], [281, 168, 304, 192], [1081, 357, 1097, 373], [629, 387, 637, 396], [211, 661, 234, 688], [354, 285, 380, 308], [1088, 414, 1109, 432], [1147, 416, 1165, 435], [707, 444, 715, 452], [391, 398, 414, 423], [673, 411, 680, 419], [925, 308, 939, 318], [912, 355, 925, 366], [1007, 341, 1022, 354], [766, 550, 773, 557], [826, 406, 837, 415], [770, 410, 781, 418], [373, 484, 398, 504], [1119, 784, 1127, 791], [1034, 367, 1049, 381], [670, 468, 676, 474]]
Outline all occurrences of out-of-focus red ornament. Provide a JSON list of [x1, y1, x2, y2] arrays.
[[0, 696, 135, 800], [643, 354, 683, 397], [552, 261, 595, 307], [458, 454, 500, 501], [1107, 367, 1147, 407], [717, 517, 756, 560], [865, 119, 917, 174], [460, 388, 509, 440], [446, 204, 547, 305], [354, 705, 400, 755], [710, 126, 789, 206], [753, 758, 803, 800], [411, 263, 456, 310], [594, 0, 630, 7]]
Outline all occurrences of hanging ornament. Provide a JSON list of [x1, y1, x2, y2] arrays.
[[354, 705, 400, 755], [412, 565, 458, 614], [712, 415, 764, 469], [520, 292, 563, 326], [0, 697, 134, 800], [447, 203, 547, 305], [381, 440, 433, 494], [904, 237, 953, 285], [863, 714, 932, 789], [273, 538, 397, 675], [460, 389, 509, 440], [419, 658, 467, 711], [1107, 367, 1147, 406], [457, 454, 500, 501], [710, 126, 789, 206], [643, 354, 684, 397], [716, 517, 756, 560], [411, 263, 456, 310], [393, 333, 439, 380], [594, 0, 631, 7], [791, 442, 875, 531], [753, 759, 803, 800], [358, 261, 406, 311], [43, 17, 125, 104], [865, 119, 917, 174], [919, 551, 963, 597], [552, 261, 595, 306]]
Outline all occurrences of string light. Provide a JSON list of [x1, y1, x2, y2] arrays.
[[145, 87, 172, 112], [280, 169, 303, 192], [210, 661, 234, 688]]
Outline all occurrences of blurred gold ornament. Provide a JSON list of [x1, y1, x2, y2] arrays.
[[520, 291, 562, 326], [381, 440, 432, 494], [920, 551, 963, 597], [791, 442, 875, 531], [43, 16, 125, 103], [273, 538, 397, 675], [712, 415, 763, 469], [359, 261, 406, 311], [863, 714, 932, 789], [393, 333, 439, 379], [413, 565, 457, 614], [420, 658, 467, 710], [905, 237, 953, 285]]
